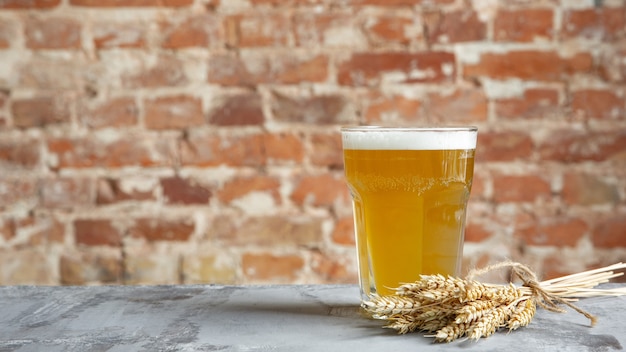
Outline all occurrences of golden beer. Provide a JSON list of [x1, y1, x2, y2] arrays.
[[342, 127, 477, 298]]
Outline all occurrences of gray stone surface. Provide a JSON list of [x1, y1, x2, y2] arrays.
[[0, 284, 624, 351]]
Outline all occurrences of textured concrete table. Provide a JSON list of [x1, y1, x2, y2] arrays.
[[0, 284, 624, 351]]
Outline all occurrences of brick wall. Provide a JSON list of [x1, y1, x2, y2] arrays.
[[0, 0, 625, 285]]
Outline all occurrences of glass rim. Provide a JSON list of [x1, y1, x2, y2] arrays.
[[340, 125, 478, 133]]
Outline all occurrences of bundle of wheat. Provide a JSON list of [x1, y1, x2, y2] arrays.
[[362, 262, 626, 343]]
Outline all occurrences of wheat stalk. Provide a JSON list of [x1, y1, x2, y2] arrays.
[[363, 262, 626, 343], [507, 298, 536, 331]]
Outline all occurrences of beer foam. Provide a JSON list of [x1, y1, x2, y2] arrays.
[[341, 127, 477, 150]]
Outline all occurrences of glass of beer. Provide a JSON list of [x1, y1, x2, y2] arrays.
[[341, 126, 477, 300]]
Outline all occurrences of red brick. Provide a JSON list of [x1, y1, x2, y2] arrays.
[[293, 12, 359, 47], [226, 12, 290, 47], [207, 214, 239, 240], [463, 51, 593, 81], [250, 0, 322, 4], [70, 0, 192, 6], [541, 256, 570, 280], [12, 95, 71, 128], [129, 218, 194, 242], [512, 204, 538, 229], [539, 130, 626, 162], [41, 177, 94, 209], [310, 132, 343, 168], [310, 249, 356, 283], [425, 9, 486, 44], [24, 17, 81, 50], [17, 56, 84, 90], [495, 88, 560, 120], [476, 131, 533, 162], [123, 54, 187, 88], [0, 178, 37, 209], [74, 219, 122, 247], [562, 7, 626, 40], [2, 218, 17, 242], [0, 136, 41, 169], [270, 92, 351, 124], [428, 88, 488, 122], [97, 177, 157, 204], [144, 95, 203, 130], [361, 91, 423, 124], [82, 97, 139, 128], [263, 133, 305, 163], [60, 251, 122, 285], [208, 92, 264, 126], [47, 134, 177, 169], [599, 47, 626, 82], [207, 52, 329, 86], [0, 0, 60, 9], [93, 22, 146, 49], [493, 174, 551, 203], [494, 8, 554, 42], [180, 132, 265, 167], [515, 217, 587, 247], [571, 89, 625, 120], [242, 252, 304, 281], [160, 14, 222, 49], [338, 51, 455, 86], [341, 0, 445, 5], [217, 216, 322, 246], [217, 175, 281, 204], [14, 214, 65, 246], [362, 13, 418, 46], [290, 173, 350, 207], [183, 131, 298, 168], [0, 218, 14, 241], [331, 216, 355, 246], [0, 19, 16, 48], [592, 215, 626, 248], [562, 172, 619, 206], [464, 222, 492, 242], [161, 176, 211, 205]]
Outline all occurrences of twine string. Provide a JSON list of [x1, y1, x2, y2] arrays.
[[467, 261, 598, 327]]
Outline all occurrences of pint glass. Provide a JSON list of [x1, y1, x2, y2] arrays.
[[341, 127, 477, 299]]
